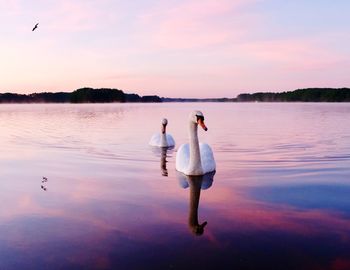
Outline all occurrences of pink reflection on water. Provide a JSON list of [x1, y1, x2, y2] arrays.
[[0, 103, 350, 268]]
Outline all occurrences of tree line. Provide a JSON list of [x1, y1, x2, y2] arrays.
[[237, 88, 350, 102], [0, 88, 162, 103], [0, 87, 349, 103]]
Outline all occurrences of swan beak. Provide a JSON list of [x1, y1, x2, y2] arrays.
[[162, 124, 166, 134], [198, 119, 208, 131]]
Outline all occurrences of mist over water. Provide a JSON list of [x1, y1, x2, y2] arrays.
[[0, 103, 350, 269]]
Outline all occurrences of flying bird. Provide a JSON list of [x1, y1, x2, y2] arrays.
[[32, 23, 39, 31]]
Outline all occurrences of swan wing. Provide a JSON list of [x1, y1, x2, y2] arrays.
[[166, 134, 175, 147], [149, 133, 161, 146], [199, 143, 216, 174], [175, 143, 189, 173]]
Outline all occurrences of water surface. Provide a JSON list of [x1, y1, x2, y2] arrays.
[[0, 103, 350, 269]]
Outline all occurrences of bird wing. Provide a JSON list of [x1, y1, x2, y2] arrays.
[[175, 143, 190, 173], [166, 134, 175, 147], [149, 133, 161, 146], [199, 143, 216, 174]]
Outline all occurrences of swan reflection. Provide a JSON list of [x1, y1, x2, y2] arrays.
[[151, 146, 174, 177], [176, 171, 215, 235], [160, 147, 168, 176]]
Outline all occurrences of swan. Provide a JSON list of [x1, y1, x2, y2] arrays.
[[149, 118, 175, 147], [176, 111, 215, 175]]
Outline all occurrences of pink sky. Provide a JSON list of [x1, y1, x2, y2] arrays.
[[0, 0, 349, 98]]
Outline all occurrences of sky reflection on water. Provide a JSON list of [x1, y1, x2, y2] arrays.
[[0, 103, 350, 269]]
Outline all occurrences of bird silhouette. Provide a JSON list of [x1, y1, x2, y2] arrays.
[[32, 23, 39, 31]]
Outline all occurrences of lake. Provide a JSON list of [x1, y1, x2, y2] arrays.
[[0, 103, 350, 270]]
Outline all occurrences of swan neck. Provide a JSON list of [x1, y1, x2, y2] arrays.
[[160, 125, 167, 147], [188, 122, 202, 174], [160, 133, 167, 147], [160, 148, 168, 176]]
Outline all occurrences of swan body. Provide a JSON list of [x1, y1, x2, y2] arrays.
[[176, 143, 215, 175], [176, 111, 216, 175], [149, 118, 175, 147], [149, 133, 175, 147]]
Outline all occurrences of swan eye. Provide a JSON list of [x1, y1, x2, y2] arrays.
[[196, 115, 204, 122]]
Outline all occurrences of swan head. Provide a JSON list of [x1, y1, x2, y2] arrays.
[[189, 111, 208, 131], [161, 118, 168, 134], [191, 221, 208, 236]]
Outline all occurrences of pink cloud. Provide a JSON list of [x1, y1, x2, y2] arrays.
[[0, 0, 22, 15], [236, 38, 345, 71], [138, 0, 260, 50], [44, 1, 101, 32]]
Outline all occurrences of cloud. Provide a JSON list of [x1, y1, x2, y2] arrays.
[[43, 1, 101, 32], [1, 0, 349, 96], [138, 0, 260, 50], [235, 38, 345, 71], [0, 0, 22, 15]]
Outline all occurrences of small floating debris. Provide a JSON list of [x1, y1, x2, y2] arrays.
[[41, 176, 48, 191]]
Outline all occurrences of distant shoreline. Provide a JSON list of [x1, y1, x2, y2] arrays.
[[163, 88, 350, 102], [0, 87, 349, 103]]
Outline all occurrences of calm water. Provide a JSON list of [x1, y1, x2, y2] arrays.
[[0, 103, 350, 270]]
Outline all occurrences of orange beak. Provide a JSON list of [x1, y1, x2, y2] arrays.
[[198, 119, 208, 131]]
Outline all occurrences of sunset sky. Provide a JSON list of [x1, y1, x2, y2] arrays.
[[1, 0, 349, 98]]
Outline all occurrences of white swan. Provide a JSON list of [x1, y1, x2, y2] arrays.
[[149, 118, 175, 147], [176, 111, 216, 175]]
